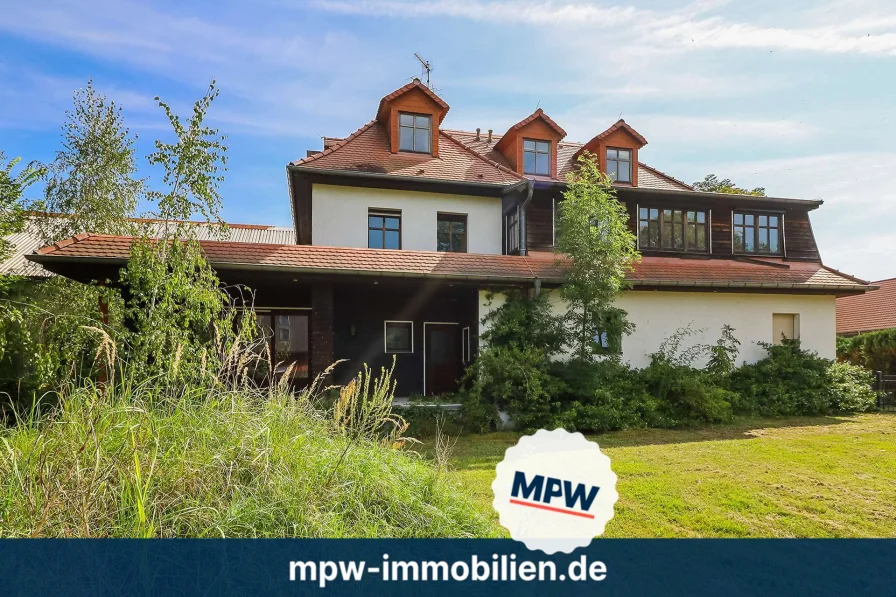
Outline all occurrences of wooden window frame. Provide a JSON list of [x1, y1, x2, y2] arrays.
[[384, 320, 414, 354], [368, 208, 402, 250], [436, 212, 468, 253], [398, 112, 432, 154], [606, 147, 632, 183], [637, 206, 708, 253], [732, 210, 783, 255], [523, 138, 551, 176]]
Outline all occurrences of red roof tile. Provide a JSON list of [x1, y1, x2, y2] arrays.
[[836, 277, 896, 334], [291, 122, 521, 185], [376, 79, 449, 122], [503, 108, 567, 138], [30, 234, 872, 292]]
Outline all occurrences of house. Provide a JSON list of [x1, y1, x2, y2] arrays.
[[836, 278, 896, 336], [27, 79, 874, 396]]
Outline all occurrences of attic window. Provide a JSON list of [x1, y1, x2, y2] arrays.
[[523, 139, 550, 176], [399, 113, 431, 153], [606, 148, 631, 183]]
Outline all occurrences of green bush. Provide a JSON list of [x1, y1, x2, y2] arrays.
[[826, 361, 877, 412], [838, 328, 896, 374]]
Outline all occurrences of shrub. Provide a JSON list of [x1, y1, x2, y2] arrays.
[[826, 361, 877, 412], [838, 328, 896, 374]]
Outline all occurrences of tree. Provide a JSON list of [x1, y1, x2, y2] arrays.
[[555, 153, 639, 359], [693, 174, 765, 196], [0, 153, 43, 263], [40, 80, 144, 242]]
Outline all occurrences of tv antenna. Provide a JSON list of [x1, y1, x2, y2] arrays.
[[414, 53, 432, 88]]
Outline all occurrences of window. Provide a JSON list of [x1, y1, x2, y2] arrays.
[[733, 212, 781, 254], [437, 213, 467, 253], [399, 113, 431, 153], [772, 313, 799, 344], [461, 327, 471, 364], [606, 148, 631, 183], [523, 139, 551, 175], [256, 312, 310, 380], [384, 321, 413, 353], [505, 208, 520, 254], [368, 209, 401, 249], [638, 208, 707, 252]]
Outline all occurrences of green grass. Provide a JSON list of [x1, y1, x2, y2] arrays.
[[0, 381, 495, 538], [439, 413, 896, 537]]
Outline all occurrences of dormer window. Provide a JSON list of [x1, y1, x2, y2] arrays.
[[399, 113, 431, 153], [606, 148, 631, 183], [523, 139, 551, 175]]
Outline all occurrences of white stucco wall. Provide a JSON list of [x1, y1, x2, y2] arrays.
[[311, 184, 503, 254], [479, 289, 836, 368]]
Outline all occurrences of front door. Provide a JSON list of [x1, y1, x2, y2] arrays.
[[425, 323, 461, 396]]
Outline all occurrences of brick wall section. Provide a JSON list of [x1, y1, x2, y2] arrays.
[[311, 283, 335, 377]]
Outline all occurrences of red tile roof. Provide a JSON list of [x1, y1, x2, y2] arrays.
[[580, 119, 648, 148], [503, 108, 567, 138], [376, 79, 450, 122], [836, 277, 896, 334], [290, 122, 521, 185], [30, 234, 872, 292]]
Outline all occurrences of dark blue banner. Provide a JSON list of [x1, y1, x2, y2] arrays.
[[0, 539, 893, 596]]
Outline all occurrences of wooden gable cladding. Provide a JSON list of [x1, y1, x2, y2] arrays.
[[575, 120, 647, 187], [375, 79, 449, 157], [495, 109, 566, 178]]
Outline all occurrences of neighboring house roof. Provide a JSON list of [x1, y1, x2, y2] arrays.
[[290, 121, 521, 185], [1, 216, 294, 277], [836, 277, 896, 334], [29, 233, 872, 293]]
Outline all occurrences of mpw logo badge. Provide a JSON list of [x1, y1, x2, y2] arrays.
[[492, 429, 618, 554]]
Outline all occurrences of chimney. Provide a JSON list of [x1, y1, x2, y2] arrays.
[[475, 127, 481, 141], [487, 129, 493, 143]]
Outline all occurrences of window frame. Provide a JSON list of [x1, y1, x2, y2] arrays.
[[505, 207, 520, 255], [606, 147, 632, 183], [254, 308, 312, 381], [398, 112, 432, 154], [523, 138, 551, 176], [461, 326, 471, 364], [384, 320, 414, 354], [732, 210, 783, 255], [368, 208, 402, 250], [436, 212, 468, 253], [637, 206, 709, 253]]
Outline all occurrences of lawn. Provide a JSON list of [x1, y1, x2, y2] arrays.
[[439, 413, 896, 538]]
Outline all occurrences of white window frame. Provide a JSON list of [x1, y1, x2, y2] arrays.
[[384, 320, 414, 354], [461, 326, 471, 363]]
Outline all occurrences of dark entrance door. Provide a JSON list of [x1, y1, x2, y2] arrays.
[[425, 323, 461, 396]]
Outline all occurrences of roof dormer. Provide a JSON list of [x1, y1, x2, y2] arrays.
[[376, 79, 450, 157], [494, 108, 566, 178], [574, 119, 647, 186]]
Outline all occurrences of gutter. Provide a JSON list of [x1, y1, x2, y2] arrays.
[[288, 164, 516, 193]]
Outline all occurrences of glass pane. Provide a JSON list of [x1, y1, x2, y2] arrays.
[[639, 207, 648, 219], [662, 221, 672, 248], [399, 126, 414, 151], [414, 129, 430, 152], [535, 153, 549, 175], [384, 230, 400, 249], [696, 225, 706, 249], [399, 113, 414, 126], [452, 229, 467, 252], [386, 323, 412, 352], [759, 215, 768, 227], [275, 315, 308, 358], [697, 211, 705, 223], [617, 149, 630, 160], [523, 139, 535, 151], [523, 151, 536, 173], [687, 211, 696, 223], [650, 209, 658, 219], [616, 163, 630, 182], [639, 223, 650, 246], [649, 222, 659, 246], [770, 232, 779, 253], [734, 213, 743, 225], [744, 214, 754, 225], [759, 228, 769, 251], [536, 141, 550, 152], [745, 231, 754, 251], [385, 217, 400, 230], [437, 221, 450, 252], [368, 215, 383, 228], [414, 115, 430, 128], [606, 161, 617, 180], [769, 215, 778, 228], [606, 149, 617, 159], [734, 227, 744, 251], [368, 229, 383, 248]]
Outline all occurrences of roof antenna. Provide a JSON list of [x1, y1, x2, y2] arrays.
[[414, 52, 433, 88]]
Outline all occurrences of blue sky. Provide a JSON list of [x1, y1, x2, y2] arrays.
[[1, 0, 894, 280]]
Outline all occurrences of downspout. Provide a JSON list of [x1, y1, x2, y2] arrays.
[[519, 179, 534, 256]]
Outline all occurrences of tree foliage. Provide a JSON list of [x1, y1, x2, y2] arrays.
[[40, 80, 144, 242], [0, 153, 43, 262], [693, 174, 765, 196], [555, 152, 639, 358]]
